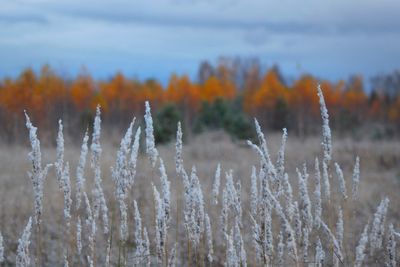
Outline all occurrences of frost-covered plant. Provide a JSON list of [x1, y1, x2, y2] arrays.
[[276, 231, 284, 266], [355, 222, 369, 267], [336, 207, 344, 250], [352, 156, 360, 200], [167, 243, 177, 267], [205, 213, 213, 263], [320, 219, 343, 264], [76, 217, 82, 255], [370, 197, 390, 254], [111, 120, 136, 242], [321, 160, 331, 202], [315, 237, 325, 267], [16, 217, 32, 267], [297, 166, 312, 231], [145, 101, 159, 167], [187, 166, 205, 248], [25, 113, 52, 225], [175, 121, 183, 173], [212, 163, 221, 205], [0, 232, 4, 263], [313, 158, 322, 229], [250, 166, 258, 217], [153, 184, 166, 263], [133, 200, 147, 265], [76, 130, 89, 210], [55, 120, 65, 189], [334, 162, 348, 200], [317, 84, 332, 164], [159, 158, 171, 225], [386, 223, 396, 267], [90, 106, 109, 234], [83, 192, 96, 266]]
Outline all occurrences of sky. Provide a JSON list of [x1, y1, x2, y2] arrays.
[[1, 0, 400, 84]]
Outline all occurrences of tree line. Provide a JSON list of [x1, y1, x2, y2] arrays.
[[0, 59, 399, 143]]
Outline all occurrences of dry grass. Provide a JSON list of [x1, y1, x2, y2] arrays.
[[0, 126, 399, 266]]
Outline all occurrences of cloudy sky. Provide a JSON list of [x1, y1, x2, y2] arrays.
[[1, 0, 400, 83]]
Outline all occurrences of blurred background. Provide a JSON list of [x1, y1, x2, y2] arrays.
[[0, 0, 400, 143]]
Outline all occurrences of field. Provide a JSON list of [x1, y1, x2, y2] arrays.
[[0, 92, 399, 267]]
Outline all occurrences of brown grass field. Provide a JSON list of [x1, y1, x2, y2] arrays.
[[0, 125, 399, 266]]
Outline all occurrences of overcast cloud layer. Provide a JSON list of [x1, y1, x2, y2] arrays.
[[1, 0, 400, 82]]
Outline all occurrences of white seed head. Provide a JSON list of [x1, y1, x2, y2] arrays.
[[334, 162, 348, 200], [0, 232, 4, 263], [386, 223, 396, 267], [322, 160, 331, 202], [55, 119, 65, 190], [144, 101, 159, 167], [16, 217, 32, 267], [76, 130, 89, 210], [205, 213, 214, 263], [212, 163, 221, 205], [355, 222, 369, 267], [76, 217, 82, 255], [317, 84, 332, 163], [370, 197, 390, 254], [315, 237, 325, 267], [313, 158, 322, 229], [25, 112, 51, 225], [352, 156, 360, 200], [175, 121, 183, 173]]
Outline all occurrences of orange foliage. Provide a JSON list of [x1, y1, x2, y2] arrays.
[[0, 64, 398, 140], [250, 69, 288, 111], [166, 74, 200, 110], [289, 75, 319, 116], [71, 71, 95, 111], [201, 76, 235, 102]]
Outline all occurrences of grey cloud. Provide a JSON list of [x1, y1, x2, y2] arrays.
[[0, 14, 48, 25], [43, 7, 400, 37]]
